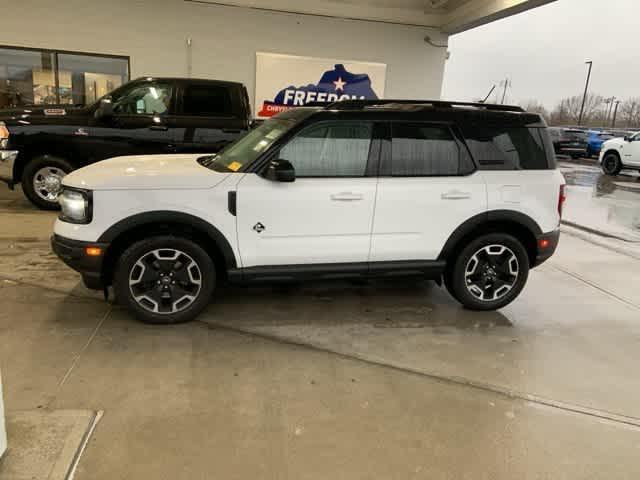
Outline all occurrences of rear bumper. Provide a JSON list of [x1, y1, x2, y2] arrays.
[[51, 234, 109, 290], [532, 229, 560, 267], [0, 150, 18, 187]]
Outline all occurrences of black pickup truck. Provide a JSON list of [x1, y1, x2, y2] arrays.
[[0, 77, 252, 209]]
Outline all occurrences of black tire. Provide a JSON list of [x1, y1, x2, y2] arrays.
[[446, 233, 529, 311], [113, 236, 216, 324], [22, 155, 74, 210], [601, 152, 622, 176]]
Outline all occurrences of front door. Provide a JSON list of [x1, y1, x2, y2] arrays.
[[370, 122, 487, 261], [81, 80, 178, 163], [623, 133, 640, 167], [236, 121, 378, 267]]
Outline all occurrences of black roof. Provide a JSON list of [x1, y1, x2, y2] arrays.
[[277, 100, 545, 128]]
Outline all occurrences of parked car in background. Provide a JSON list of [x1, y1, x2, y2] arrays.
[[51, 100, 565, 324], [586, 130, 617, 157], [600, 131, 640, 175], [548, 127, 588, 158], [0, 77, 252, 209]]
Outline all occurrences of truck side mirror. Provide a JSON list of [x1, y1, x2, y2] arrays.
[[264, 159, 295, 182], [94, 98, 114, 119]]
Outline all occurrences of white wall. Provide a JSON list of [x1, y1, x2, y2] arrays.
[[0, 0, 448, 110]]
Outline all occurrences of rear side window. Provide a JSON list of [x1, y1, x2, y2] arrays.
[[462, 126, 551, 170], [391, 124, 472, 176], [182, 85, 232, 116]]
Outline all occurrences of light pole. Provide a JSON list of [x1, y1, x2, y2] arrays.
[[612, 100, 621, 128], [578, 61, 593, 126]]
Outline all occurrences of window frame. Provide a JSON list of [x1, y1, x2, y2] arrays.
[[0, 44, 130, 106], [266, 120, 381, 179], [379, 121, 477, 178]]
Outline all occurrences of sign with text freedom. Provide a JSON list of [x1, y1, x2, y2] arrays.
[[255, 52, 387, 118]]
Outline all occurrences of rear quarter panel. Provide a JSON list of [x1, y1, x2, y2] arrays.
[[482, 169, 565, 233]]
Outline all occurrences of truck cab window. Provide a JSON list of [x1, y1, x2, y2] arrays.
[[111, 82, 173, 115]]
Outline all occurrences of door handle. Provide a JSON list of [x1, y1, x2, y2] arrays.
[[330, 192, 363, 201], [149, 125, 169, 131], [441, 190, 471, 200]]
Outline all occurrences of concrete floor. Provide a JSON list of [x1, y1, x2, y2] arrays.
[[1, 186, 640, 479]]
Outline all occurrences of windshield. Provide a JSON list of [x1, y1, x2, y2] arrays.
[[206, 119, 292, 172]]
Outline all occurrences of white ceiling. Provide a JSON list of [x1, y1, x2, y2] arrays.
[[189, 0, 556, 33]]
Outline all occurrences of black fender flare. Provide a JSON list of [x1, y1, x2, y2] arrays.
[[438, 210, 542, 261], [98, 210, 237, 269]]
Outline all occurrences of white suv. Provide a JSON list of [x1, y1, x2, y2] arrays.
[[600, 131, 640, 175], [52, 100, 566, 324]]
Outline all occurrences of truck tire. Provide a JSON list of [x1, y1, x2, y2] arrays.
[[601, 152, 622, 176], [447, 233, 529, 311], [22, 155, 74, 210], [113, 236, 216, 324]]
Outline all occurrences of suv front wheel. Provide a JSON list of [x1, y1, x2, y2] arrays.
[[113, 236, 216, 324], [447, 233, 530, 311]]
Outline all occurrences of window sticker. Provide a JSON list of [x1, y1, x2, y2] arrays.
[[227, 161, 242, 172]]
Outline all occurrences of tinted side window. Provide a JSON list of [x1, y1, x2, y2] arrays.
[[462, 126, 550, 170], [182, 85, 232, 116], [391, 124, 461, 176], [279, 122, 373, 177]]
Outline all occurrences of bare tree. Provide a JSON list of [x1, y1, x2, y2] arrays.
[[520, 99, 549, 120], [549, 93, 604, 126], [620, 98, 640, 128]]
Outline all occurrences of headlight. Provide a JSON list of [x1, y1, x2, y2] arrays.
[[58, 188, 92, 224], [0, 122, 9, 150]]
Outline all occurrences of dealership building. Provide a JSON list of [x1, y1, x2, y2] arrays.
[[0, 0, 554, 114]]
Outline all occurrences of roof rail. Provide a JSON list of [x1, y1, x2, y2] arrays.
[[323, 99, 525, 113]]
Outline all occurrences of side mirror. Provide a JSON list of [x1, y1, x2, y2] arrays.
[[94, 98, 114, 119], [264, 159, 295, 182], [624, 136, 630, 142]]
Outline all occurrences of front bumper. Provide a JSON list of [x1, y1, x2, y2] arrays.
[[0, 150, 18, 187], [532, 229, 560, 267], [51, 234, 110, 290]]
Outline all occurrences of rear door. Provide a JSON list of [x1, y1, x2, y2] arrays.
[[370, 122, 486, 262], [173, 81, 248, 154]]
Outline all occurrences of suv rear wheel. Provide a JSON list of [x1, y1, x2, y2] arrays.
[[113, 236, 216, 324], [22, 155, 74, 210], [447, 233, 529, 311], [601, 152, 622, 176]]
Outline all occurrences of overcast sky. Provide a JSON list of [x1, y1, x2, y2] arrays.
[[441, 0, 639, 109]]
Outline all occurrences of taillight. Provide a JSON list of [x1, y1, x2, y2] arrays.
[[558, 185, 566, 218]]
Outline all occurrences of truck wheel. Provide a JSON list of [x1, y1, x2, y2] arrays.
[[22, 155, 74, 210], [601, 152, 622, 176], [113, 236, 216, 324], [446, 233, 529, 311]]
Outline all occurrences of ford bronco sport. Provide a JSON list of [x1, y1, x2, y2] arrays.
[[52, 100, 565, 324]]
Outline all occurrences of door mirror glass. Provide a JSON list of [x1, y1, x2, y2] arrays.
[[264, 159, 295, 182], [94, 98, 114, 119]]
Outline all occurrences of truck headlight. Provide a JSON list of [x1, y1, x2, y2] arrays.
[[0, 121, 9, 150], [58, 188, 92, 224]]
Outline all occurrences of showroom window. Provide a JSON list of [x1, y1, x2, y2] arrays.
[[0, 46, 129, 109]]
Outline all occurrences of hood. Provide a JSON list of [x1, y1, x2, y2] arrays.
[[602, 138, 625, 150], [62, 154, 230, 191], [0, 105, 86, 124]]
